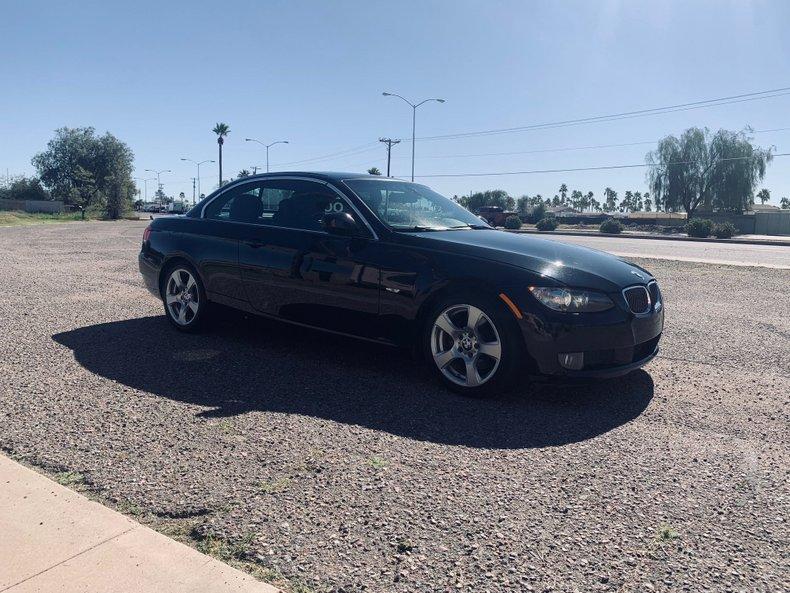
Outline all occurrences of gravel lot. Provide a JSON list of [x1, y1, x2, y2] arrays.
[[0, 221, 788, 592]]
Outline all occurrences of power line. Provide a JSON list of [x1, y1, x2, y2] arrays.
[[391, 126, 790, 161], [266, 88, 790, 169], [272, 142, 380, 167], [413, 152, 790, 179], [414, 87, 790, 141]]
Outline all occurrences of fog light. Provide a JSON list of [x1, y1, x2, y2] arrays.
[[558, 352, 584, 370]]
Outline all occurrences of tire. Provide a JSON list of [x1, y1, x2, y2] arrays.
[[161, 262, 208, 332], [422, 292, 523, 397]]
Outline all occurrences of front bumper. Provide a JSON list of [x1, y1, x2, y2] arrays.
[[552, 345, 659, 379], [517, 299, 664, 378]]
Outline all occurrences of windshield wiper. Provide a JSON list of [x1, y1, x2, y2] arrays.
[[394, 225, 440, 232], [448, 224, 491, 230]]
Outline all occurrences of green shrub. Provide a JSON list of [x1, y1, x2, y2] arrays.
[[528, 202, 547, 223], [712, 221, 737, 239], [599, 218, 623, 234], [685, 218, 713, 238], [535, 216, 558, 231], [504, 215, 522, 230]]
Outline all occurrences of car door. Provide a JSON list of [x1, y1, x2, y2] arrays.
[[236, 178, 383, 339]]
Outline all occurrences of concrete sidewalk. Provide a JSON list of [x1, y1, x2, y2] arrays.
[[0, 455, 279, 593]]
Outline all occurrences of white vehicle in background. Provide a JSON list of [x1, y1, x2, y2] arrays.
[[167, 201, 189, 214]]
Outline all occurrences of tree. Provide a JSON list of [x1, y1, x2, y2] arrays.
[[32, 126, 134, 218], [756, 188, 770, 204], [105, 175, 134, 219], [779, 197, 789, 209], [0, 176, 50, 201], [570, 190, 583, 210], [558, 183, 568, 205], [646, 127, 773, 217], [458, 189, 514, 211], [644, 194, 652, 212], [212, 123, 230, 185], [619, 191, 635, 212], [367, 167, 382, 175], [237, 169, 250, 179], [584, 191, 595, 212], [603, 187, 617, 212]]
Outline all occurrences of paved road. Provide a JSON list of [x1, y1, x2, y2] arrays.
[[0, 220, 787, 593], [532, 233, 790, 269]]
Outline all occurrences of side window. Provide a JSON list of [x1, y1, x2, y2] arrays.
[[204, 182, 264, 223], [263, 180, 362, 233]]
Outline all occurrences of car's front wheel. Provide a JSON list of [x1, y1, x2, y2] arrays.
[[162, 263, 207, 332], [424, 295, 522, 397]]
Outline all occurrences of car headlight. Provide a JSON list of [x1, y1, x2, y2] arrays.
[[529, 286, 614, 313]]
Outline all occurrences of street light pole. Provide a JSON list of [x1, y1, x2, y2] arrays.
[[133, 177, 156, 202], [245, 138, 289, 173], [145, 169, 172, 211], [382, 92, 445, 181], [180, 158, 214, 204]]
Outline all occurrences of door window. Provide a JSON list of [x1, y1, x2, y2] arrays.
[[262, 179, 361, 233], [204, 182, 265, 223], [204, 178, 366, 234]]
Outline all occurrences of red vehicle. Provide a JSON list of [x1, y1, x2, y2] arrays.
[[477, 205, 518, 227]]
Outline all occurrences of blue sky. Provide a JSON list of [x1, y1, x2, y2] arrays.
[[2, 0, 789, 204]]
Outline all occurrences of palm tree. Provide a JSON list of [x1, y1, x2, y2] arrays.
[[212, 123, 230, 185], [367, 167, 382, 175], [756, 188, 770, 204]]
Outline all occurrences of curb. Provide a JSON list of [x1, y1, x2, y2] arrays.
[[506, 228, 790, 247]]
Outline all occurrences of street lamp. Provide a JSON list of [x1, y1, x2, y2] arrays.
[[133, 177, 156, 202], [245, 138, 290, 172], [382, 92, 445, 181], [180, 158, 214, 205], [144, 169, 171, 211]]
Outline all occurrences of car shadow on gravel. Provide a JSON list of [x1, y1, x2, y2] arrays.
[[53, 312, 654, 449]]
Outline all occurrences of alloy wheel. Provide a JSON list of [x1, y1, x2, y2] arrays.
[[430, 304, 502, 387], [165, 269, 199, 326]]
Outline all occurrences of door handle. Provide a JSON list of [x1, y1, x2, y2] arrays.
[[245, 241, 265, 249]]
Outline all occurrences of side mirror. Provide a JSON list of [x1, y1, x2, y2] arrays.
[[322, 211, 360, 236]]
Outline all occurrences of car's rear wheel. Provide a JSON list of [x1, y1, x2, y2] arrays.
[[162, 263, 206, 332], [424, 294, 522, 397]]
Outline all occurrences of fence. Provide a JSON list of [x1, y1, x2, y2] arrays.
[[0, 199, 64, 213], [754, 211, 790, 235]]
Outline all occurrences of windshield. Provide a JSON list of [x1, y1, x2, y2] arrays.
[[343, 179, 489, 231]]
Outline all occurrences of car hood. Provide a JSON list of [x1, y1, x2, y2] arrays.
[[395, 229, 652, 291]]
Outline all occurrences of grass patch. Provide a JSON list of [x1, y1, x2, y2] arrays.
[[368, 456, 387, 470], [259, 477, 292, 494], [115, 499, 143, 516], [217, 419, 234, 433], [189, 529, 311, 591], [54, 470, 86, 487], [0, 210, 87, 226], [655, 523, 680, 543]]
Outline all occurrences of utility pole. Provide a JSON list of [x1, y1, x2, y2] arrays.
[[379, 138, 401, 177], [192, 178, 196, 205]]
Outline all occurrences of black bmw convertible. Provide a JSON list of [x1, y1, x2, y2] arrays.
[[139, 172, 663, 396]]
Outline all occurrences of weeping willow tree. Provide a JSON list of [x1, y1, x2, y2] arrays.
[[646, 127, 773, 216]]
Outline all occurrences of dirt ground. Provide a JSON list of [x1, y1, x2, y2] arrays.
[[0, 220, 787, 592]]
